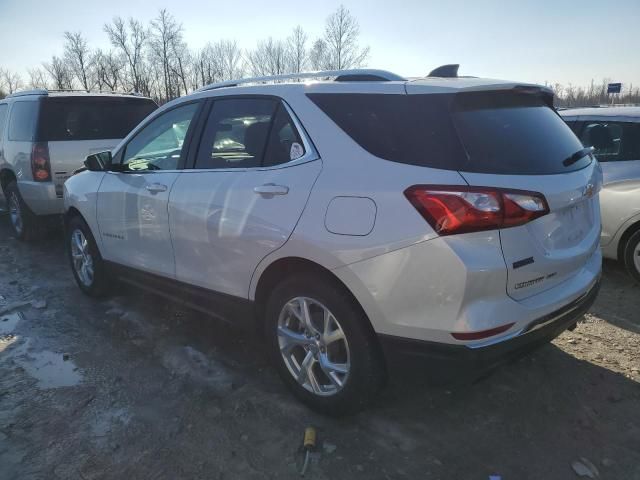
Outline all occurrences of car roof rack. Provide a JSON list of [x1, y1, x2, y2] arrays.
[[197, 69, 406, 92], [6, 89, 48, 98], [6, 88, 146, 98]]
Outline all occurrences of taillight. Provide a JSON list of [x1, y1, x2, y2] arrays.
[[31, 142, 51, 182], [404, 185, 549, 236]]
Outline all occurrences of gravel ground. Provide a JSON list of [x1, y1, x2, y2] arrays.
[[0, 203, 639, 480]]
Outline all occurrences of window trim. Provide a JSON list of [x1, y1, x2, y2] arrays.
[[186, 94, 318, 172], [115, 99, 205, 173]]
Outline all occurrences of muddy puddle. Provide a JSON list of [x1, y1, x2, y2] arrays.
[[1, 310, 82, 388], [18, 349, 83, 389]]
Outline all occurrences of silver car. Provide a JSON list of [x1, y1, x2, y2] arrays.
[[0, 90, 157, 241], [561, 107, 640, 282]]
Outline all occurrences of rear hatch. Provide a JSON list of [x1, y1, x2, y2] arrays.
[[441, 89, 601, 300], [309, 84, 602, 301], [37, 96, 157, 194]]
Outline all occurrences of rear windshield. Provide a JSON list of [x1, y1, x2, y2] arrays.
[[307, 92, 589, 174], [38, 97, 157, 142]]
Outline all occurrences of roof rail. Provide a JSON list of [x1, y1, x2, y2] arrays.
[[6, 89, 48, 98], [197, 69, 406, 92], [7, 88, 148, 98]]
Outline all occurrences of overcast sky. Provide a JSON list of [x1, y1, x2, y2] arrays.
[[1, 0, 639, 87]]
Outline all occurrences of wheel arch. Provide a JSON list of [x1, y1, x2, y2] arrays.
[[253, 256, 379, 340], [0, 168, 16, 193], [617, 217, 640, 262]]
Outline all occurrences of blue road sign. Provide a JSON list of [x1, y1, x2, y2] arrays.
[[608, 83, 622, 94]]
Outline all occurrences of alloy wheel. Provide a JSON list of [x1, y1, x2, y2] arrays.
[[277, 297, 350, 396], [70, 229, 94, 287], [8, 192, 23, 236]]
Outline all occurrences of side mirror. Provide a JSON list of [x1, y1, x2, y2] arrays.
[[84, 151, 112, 172]]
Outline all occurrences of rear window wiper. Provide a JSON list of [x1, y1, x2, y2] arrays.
[[562, 147, 594, 167]]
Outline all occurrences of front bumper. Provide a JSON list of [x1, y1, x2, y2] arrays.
[[379, 277, 600, 373]]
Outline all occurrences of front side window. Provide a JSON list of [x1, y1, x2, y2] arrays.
[[8, 101, 39, 142], [121, 102, 199, 171], [580, 122, 640, 162], [195, 98, 305, 169]]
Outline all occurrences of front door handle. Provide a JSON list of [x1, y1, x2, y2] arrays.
[[253, 184, 289, 196], [145, 183, 168, 194]]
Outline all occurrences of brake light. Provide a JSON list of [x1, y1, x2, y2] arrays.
[[404, 185, 549, 236], [31, 142, 51, 182]]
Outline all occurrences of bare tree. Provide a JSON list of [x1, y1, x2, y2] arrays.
[[28, 67, 49, 89], [64, 31, 92, 90], [149, 9, 184, 101], [322, 5, 369, 70], [216, 40, 244, 80], [104, 17, 148, 93], [93, 49, 123, 91], [287, 26, 308, 73], [169, 32, 191, 96], [44, 56, 74, 90], [246, 37, 289, 77], [1, 69, 24, 94], [309, 39, 330, 71], [194, 43, 223, 88]]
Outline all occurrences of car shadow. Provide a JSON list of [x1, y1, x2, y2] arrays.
[[590, 259, 640, 334]]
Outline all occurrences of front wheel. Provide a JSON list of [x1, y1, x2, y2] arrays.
[[623, 229, 640, 283], [265, 273, 386, 415], [67, 216, 110, 297]]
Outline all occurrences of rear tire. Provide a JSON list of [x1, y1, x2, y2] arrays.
[[623, 229, 640, 283], [67, 215, 110, 297], [5, 181, 42, 241], [265, 273, 386, 415]]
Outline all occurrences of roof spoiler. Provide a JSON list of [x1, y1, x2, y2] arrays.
[[428, 64, 459, 78]]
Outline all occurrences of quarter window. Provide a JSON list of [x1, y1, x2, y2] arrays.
[[580, 122, 640, 162], [195, 98, 305, 169], [8, 101, 39, 142], [121, 102, 199, 171]]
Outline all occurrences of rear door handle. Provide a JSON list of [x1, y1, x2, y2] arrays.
[[145, 183, 168, 194], [253, 184, 289, 196]]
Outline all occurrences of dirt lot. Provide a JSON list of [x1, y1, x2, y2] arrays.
[[0, 201, 639, 480]]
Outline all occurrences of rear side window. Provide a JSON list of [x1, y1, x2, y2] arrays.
[[9, 101, 39, 141], [38, 97, 157, 141], [0, 104, 7, 140], [579, 122, 640, 162], [195, 98, 305, 169], [308, 93, 466, 170], [308, 92, 588, 175]]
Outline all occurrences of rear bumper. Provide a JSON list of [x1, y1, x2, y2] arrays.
[[17, 181, 63, 215], [379, 277, 600, 372]]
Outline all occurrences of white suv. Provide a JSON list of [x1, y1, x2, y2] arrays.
[[0, 90, 157, 240], [64, 68, 602, 414]]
